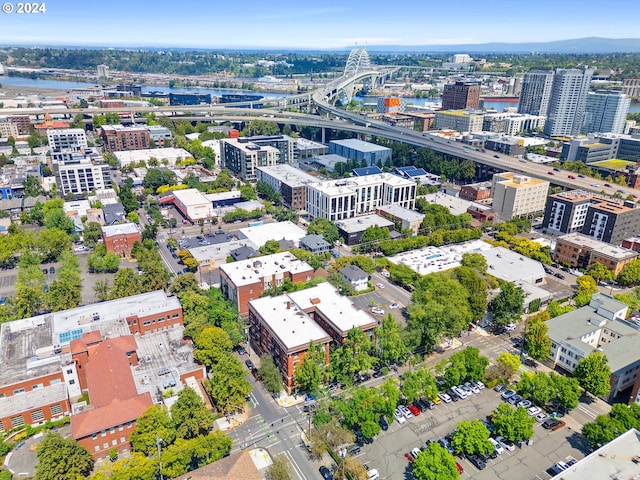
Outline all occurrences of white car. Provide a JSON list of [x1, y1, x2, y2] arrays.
[[489, 437, 505, 454], [465, 382, 480, 394], [505, 323, 516, 331], [474, 380, 486, 390], [367, 468, 380, 480], [496, 436, 515, 452], [371, 307, 385, 315], [452, 387, 467, 400], [438, 391, 452, 403], [389, 303, 399, 309], [381, 271, 390, 278], [535, 412, 549, 422], [376, 283, 385, 289], [394, 408, 407, 424], [399, 405, 413, 419], [527, 406, 542, 416], [410, 448, 421, 459]]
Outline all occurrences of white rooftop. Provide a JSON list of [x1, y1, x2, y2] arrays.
[[307, 173, 415, 196], [172, 188, 210, 208], [101, 222, 140, 237], [335, 214, 394, 234], [219, 252, 314, 288], [287, 283, 378, 336], [189, 239, 258, 265], [388, 240, 491, 275], [248, 295, 329, 351], [480, 246, 546, 284], [113, 148, 191, 166], [377, 204, 425, 223], [422, 192, 485, 216], [559, 233, 639, 260], [238, 221, 307, 248], [330, 138, 391, 153], [256, 164, 317, 187]]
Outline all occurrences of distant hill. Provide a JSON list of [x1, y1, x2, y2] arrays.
[[364, 37, 640, 54]]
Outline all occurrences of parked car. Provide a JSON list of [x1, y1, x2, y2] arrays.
[[507, 394, 523, 405], [438, 391, 452, 403], [527, 406, 542, 416], [494, 383, 506, 392], [376, 283, 385, 289], [394, 408, 407, 424], [555, 273, 566, 280], [399, 405, 413, 419], [501, 389, 516, 400], [49, 266, 55, 274], [496, 436, 515, 452], [411, 447, 421, 459], [245, 359, 255, 370], [542, 418, 566, 431], [452, 387, 467, 400], [465, 382, 480, 394], [389, 303, 399, 309], [465, 454, 486, 470], [455, 462, 464, 474], [371, 307, 385, 315], [489, 437, 505, 454], [319, 466, 333, 480], [367, 468, 380, 480], [381, 271, 390, 278], [518, 400, 532, 409], [379, 415, 389, 431], [536, 412, 549, 422], [472, 380, 486, 390], [408, 404, 421, 416]]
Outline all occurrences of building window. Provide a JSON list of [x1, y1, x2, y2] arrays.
[[32, 383, 43, 390], [120, 436, 125, 443], [92, 433, 98, 440], [118, 425, 124, 432], [103, 442, 109, 449], [112, 439, 117, 446], [110, 427, 115, 434], [10, 416, 24, 428], [31, 410, 44, 423], [94, 446, 100, 452], [101, 430, 106, 437], [50, 404, 63, 416]]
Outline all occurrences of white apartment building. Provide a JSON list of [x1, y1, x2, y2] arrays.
[[483, 112, 546, 135], [305, 173, 416, 222], [544, 68, 593, 137], [47, 128, 88, 162], [0, 121, 19, 139], [54, 157, 111, 196], [492, 172, 549, 221], [434, 110, 484, 133]]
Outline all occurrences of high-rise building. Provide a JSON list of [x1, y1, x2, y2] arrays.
[[517, 71, 554, 116], [544, 68, 593, 137], [220, 138, 280, 181], [54, 156, 112, 196], [441, 81, 480, 110], [623, 78, 640, 99], [96, 64, 109, 79], [581, 90, 630, 134], [47, 128, 88, 162]]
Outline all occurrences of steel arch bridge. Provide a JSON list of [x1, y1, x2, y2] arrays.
[[336, 48, 380, 104]]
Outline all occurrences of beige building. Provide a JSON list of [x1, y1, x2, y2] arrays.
[[0, 121, 19, 139], [491, 172, 549, 220], [434, 110, 484, 133], [220, 138, 281, 182]]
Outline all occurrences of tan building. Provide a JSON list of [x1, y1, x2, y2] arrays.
[[434, 110, 484, 133], [0, 121, 19, 139], [554, 232, 638, 275], [491, 172, 549, 220], [376, 204, 424, 236]]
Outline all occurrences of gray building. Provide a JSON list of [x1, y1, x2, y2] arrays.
[[338, 264, 369, 292], [582, 90, 631, 134], [517, 71, 554, 116], [300, 234, 332, 255], [328, 139, 392, 168], [544, 68, 593, 137]]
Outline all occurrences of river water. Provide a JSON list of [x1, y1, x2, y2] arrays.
[[2, 75, 640, 112]]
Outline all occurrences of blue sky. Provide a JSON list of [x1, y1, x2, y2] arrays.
[[0, 0, 638, 49]]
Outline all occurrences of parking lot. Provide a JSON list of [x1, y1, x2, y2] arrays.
[[356, 387, 588, 480]]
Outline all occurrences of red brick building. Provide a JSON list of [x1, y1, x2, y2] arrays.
[[460, 181, 492, 201], [220, 252, 316, 316], [442, 81, 481, 110], [622, 236, 640, 252], [8, 115, 31, 136], [248, 283, 377, 392], [102, 223, 141, 257], [100, 125, 151, 152]]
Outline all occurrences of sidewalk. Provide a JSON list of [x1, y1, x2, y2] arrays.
[[215, 410, 249, 432], [275, 391, 306, 408]]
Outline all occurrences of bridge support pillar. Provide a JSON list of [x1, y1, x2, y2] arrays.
[[321, 127, 326, 144]]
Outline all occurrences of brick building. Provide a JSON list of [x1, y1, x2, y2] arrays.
[[459, 181, 492, 201], [100, 125, 151, 152], [0, 290, 184, 435], [248, 283, 377, 391], [102, 223, 142, 257], [553, 233, 638, 276], [441, 81, 481, 110], [219, 252, 316, 315]]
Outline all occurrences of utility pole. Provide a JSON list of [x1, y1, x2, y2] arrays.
[[156, 434, 164, 480]]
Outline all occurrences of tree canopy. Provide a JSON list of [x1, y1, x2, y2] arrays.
[[491, 282, 524, 325], [573, 351, 611, 398], [412, 442, 459, 480], [35, 433, 94, 480]]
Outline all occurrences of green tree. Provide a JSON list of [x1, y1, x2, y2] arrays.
[[412, 443, 459, 480], [204, 354, 252, 414], [454, 266, 487, 321], [265, 454, 292, 480], [492, 351, 521, 381], [256, 181, 281, 204], [193, 325, 233, 368], [586, 262, 615, 282], [358, 225, 390, 251], [295, 341, 325, 392], [239, 183, 257, 201], [83, 221, 103, 247], [129, 405, 177, 456], [36, 227, 72, 262], [375, 314, 408, 366], [23, 175, 45, 197], [35, 433, 94, 480], [546, 300, 574, 318], [573, 351, 612, 398], [451, 419, 493, 456], [461, 252, 488, 274], [491, 403, 535, 442], [92, 452, 156, 480], [491, 282, 524, 325], [94, 278, 110, 301], [574, 275, 599, 307], [44, 209, 75, 236], [272, 207, 298, 223], [170, 387, 214, 440], [582, 403, 640, 449], [524, 313, 552, 361], [551, 372, 581, 411], [401, 370, 438, 404], [143, 168, 176, 191], [307, 218, 339, 244], [259, 239, 281, 255], [259, 354, 284, 394], [109, 268, 141, 299], [329, 328, 375, 385], [618, 259, 640, 286], [615, 288, 640, 311]]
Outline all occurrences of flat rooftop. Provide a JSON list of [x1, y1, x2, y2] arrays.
[[172, 188, 211, 207], [248, 295, 330, 352], [422, 192, 485, 216], [388, 240, 491, 276], [551, 428, 640, 480], [330, 138, 392, 153], [113, 147, 191, 163], [307, 173, 415, 197], [335, 214, 394, 234], [0, 290, 180, 386], [377, 204, 425, 223], [287, 283, 378, 336], [479, 246, 546, 283], [219, 251, 314, 288], [550, 190, 594, 203], [189, 239, 258, 265], [256, 164, 317, 187], [102, 222, 140, 237], [238, 221, 307, 248], [493, 172, 549, 188], [559, 233, 639, 260]]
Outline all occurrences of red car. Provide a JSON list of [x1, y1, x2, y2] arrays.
[[604, 183, 612, 187], [405, 452, 415, 463], [456, 462, 464, 474], [408, 404, 421, 416], [547, 171, 554, 175]]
